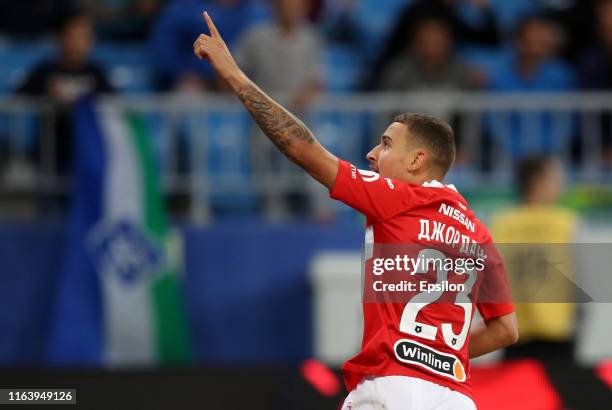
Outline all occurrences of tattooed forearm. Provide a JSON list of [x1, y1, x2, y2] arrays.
[[236, 82, 315, 160], [226, 72, 337, 188]]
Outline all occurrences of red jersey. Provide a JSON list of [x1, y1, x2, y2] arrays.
[[330, 160, 515, 402]]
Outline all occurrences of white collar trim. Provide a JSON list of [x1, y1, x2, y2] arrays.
[[422, 180, 458, 192]]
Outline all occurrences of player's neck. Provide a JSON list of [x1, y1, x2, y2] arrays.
[[400, 172, 446, 187]]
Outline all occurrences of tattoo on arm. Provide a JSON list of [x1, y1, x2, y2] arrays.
[[236, 82, 315, 158]]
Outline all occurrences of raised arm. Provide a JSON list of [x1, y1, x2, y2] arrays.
[[193, 12, 339, 188]]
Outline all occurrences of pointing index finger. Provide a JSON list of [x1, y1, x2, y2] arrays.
[[203, 11, 220, 38]]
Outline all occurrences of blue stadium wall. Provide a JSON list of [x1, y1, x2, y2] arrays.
[[0, 220, 363, 365]]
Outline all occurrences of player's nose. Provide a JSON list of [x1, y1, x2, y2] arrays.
[[366, 145, 380, 169], [367, 144, 380, 160]]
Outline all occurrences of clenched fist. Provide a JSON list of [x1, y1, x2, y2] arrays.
[[193, 12, 242, 83]]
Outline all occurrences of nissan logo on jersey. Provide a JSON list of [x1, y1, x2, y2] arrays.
[[394, 339, 466, 382]]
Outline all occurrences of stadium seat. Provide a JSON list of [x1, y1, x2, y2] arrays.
[[92, 43, 153, 93], [0, 42, 53, 94], [306, 109, 369, 220], [194, 111, 257, 215], [306, 109, 367, 162], [322, 45, 362, 93], [353, 0, 411, 58], [458, 46, 508, 78], [137, 110, 257, 216], [489, 0, 542, 35], [484, 111, 576, 160]]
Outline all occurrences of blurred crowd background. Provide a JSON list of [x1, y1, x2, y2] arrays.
[[0, 1, 611, 409], [1, 0, 612, 220], [5, 0, 612, 95]]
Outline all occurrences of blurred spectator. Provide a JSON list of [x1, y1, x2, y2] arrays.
[[149, 0, 269, 91], [80, 0, 162, 40], [0, 0, 77, 39], [15, 13, 112, 177], [492, 156, 578, 348], [234, 0, 325, 219], [576, 0, 612, 165], [491, 155, 612, 408], [378, 18, 478, 92], [577, 0, 612, 90], [539, 0, 598, 60], [488, 16, 572, 92], [365, 0, 501, 90], [486, 16, 575, 157], [376, 18, 478, 167], [235, 0, 322, 105]]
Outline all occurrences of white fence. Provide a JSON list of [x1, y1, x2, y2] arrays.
[[0, 92, 611, 219]]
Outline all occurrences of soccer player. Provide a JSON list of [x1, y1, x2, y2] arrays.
[[194, 12, 518, 409]]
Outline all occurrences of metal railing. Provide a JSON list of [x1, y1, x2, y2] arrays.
[[0, 92, 611, 220]]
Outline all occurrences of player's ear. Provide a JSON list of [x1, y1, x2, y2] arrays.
[[406, 148, 427, 173]]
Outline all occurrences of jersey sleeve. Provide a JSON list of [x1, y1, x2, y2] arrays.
[[477, 302, 515, 321], [330, 160, 414, 222], [476, 240, 515, 320]]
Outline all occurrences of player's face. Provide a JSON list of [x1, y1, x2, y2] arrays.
[[367, 122, 414, 180]]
